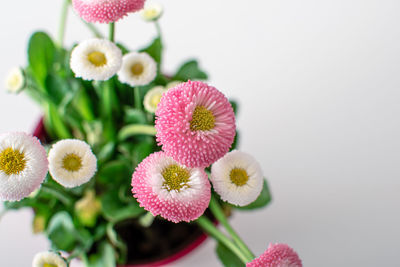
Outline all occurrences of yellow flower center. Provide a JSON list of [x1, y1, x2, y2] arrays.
[[230, 168, 249, 187], [150, 93, 162, 108], [144, 8, 159, 19], [43, 264, 57, 267], [190, 106, 215, 131], [87, 51, 107, 67], [62, 153, 82, 172], [0, 147, 26, 175], [131, 63, 144, 76], [162, 164, 190, 192], [8, 74, 22, 89]]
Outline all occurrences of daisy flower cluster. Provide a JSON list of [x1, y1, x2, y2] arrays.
[[1, 0, 303, 266], [0, 134, 97, 202]]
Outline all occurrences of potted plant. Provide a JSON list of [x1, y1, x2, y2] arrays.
[[1, 1, 302, 266]]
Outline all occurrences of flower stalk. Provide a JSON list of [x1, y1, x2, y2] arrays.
[[196, 216, 252, 264], [209, 194, 255, 260], [58, 0, 70, 47]]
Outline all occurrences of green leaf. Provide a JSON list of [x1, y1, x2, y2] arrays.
[[27, 32, 55, 88], [97, 160, 131, 186], [132, 142, 154, 166], [46, 211, 77, 251], [106, 222, 127, 262], [140, 37, 162, 63], [97, 142, 116, 164], [45, 74, 71, 105], [236, 179, 272, 210], [173, 59, 208, 81], [230, 100, 239, 115], [123, 108, 147, 124], [44, 102, 72, 139], [85, 242, 116, 267], [116, 43, 130, 55], [72, 85, 95, 121], [216, 242, 244, 267], [101, 190, 145, 222], [230, 130, 239, 151]]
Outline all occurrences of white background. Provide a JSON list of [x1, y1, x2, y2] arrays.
[[1, 0, 400, 266]]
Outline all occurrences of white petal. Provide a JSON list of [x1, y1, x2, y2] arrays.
[[211, 150, 263, 206], [48, 139, 97, 188], [70, 38, 122, 81]]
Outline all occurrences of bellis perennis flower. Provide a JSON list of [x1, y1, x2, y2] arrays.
[[131, 151, 211, 223], [118, 52, 157, 86], [155, 81, 236, 168], [48, 139, 97, 188], [5, 67, 25, 93], [70, 38, 122, 81], [0, 132, 48, 201], [211, 150, 263, 206], [140, 2, 163, 21], [72, 0, 146, 23], [32, 251, 67, 267], [143, 85, 167, 113], [247, 243, 302, 267]]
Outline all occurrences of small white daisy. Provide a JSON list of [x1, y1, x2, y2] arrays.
[[32, 251, 67, 267], [210, 150, 263, 206], [70, 38, 122, 81], [5, 67, 25, 93], [0, 132, 48, 201], [143, 85, 167, 113], [118, 52, 157, 86], [48, 139, 97, 188], [140, 2, 163, 21]]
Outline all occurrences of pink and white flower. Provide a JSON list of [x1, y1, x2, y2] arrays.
[[247, 243, 302, 267], [131, 151, 211, 223], [155, 81, 236, 168], [0, 132, 48, 201], [72, 0, 146, 24]]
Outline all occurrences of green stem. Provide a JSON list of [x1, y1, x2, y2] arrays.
[[67, 0, 103, 38], [58, 0, 70, 46], [134, 87, 142, 110], [109, 22, 115, 42], [118, 124, 157, 141], [197, 216, 252, 264], [155, 21, 162, 38], [81, 19, 103, 38], [209, 194, 255, 259], [41, 184, 74, 206]]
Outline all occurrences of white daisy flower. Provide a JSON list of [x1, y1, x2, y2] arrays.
[[48, 139, 97, 188], [210, 150, 263, 206], [140, 2, 163, 21], [5, 67, 25, 93], [0, 132, 48, 201], [143, 85, 167, 113], [32, 251, 67, 267], [118, 52, 157, 86], [70, 38, 122, 81]]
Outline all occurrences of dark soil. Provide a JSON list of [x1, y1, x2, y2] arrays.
[[115, 214, 209, 265]]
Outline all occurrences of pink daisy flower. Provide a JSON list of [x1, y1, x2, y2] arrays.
[[72, 0, 146, 24], [247, 243, 302, 267], [155, 81, 236, 168], [131, 151, 211, 223]]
